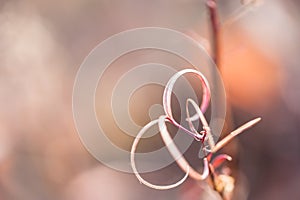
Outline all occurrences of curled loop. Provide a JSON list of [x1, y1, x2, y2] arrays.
[[158, 115, 209, 181], [162, 68, 211, 139], [186, 98, 215, 148], [130, 119, 190, 190]]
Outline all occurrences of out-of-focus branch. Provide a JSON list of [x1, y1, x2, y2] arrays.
[[206, 0, 221, 70], [205, 1, 226, 198]]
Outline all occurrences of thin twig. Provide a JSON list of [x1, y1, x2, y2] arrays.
[[212, 118, 261, 153]]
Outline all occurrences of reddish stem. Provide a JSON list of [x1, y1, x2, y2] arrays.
[[206, 0, 221, 69], [205, 1, 224, 198]]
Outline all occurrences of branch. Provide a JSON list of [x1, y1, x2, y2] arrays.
[[206, 0, 221, 69]]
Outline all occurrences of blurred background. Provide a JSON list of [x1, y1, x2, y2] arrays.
[[1, 0, 300, 199]]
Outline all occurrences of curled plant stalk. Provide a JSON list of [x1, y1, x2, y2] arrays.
[[130, 69, 261, 199], [131, 1, 262, 198]]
